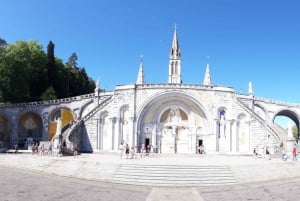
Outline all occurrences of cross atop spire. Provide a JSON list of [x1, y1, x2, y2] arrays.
[[136, 55, 145, 84]]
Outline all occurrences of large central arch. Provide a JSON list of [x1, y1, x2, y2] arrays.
[[136, 90, 210, 154], [273, 109, 300, 142]]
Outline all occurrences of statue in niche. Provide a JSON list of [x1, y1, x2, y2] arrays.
[[26, 117, 35, 129], [55, 117, 62, 136], [248, 81, 253, 95], [167, 107, 181, 123], [219, 110, 226, 138], [95, 79, 99, 89]]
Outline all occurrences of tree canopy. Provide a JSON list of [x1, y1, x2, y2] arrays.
[[0, 39, 95, 103]]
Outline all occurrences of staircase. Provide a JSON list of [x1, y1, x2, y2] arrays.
[[235, 97, 281, 142], [62, 95, 113, 152], [112, 164, 237, 187]]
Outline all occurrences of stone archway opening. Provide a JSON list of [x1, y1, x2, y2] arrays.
[[48, 108, 74, 141], [18, 112, 42, 149], [273, 110, 299, 143], [137, 91, 209, 154]]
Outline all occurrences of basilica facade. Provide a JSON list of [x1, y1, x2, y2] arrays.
[[78, 28, 282, 154]]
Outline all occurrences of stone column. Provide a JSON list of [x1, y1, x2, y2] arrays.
[[236, 121, 240, 152], [99, 117, 104, 150], [248, 120, 251, 152], [215, 119, 219, 152], [96, 118, 100, 150], [114, 118, 120, 149], [110, 118, 116, 150], [187, 128, 193, 153], [132, 117, 137, 147], [11, 115, 18, 147], [127, 117, 134, 147], [231, 120, 237, 152], [151, 123, 156, 149]]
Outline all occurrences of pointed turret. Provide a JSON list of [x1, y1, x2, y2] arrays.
[[170, 26, 181, 59], [136, 56, 145, 84], [168, 25, 182, 84], [203, 63, 211, 86]]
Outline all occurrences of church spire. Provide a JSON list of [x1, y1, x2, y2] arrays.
[[168, 24, 182, 84], [203, 57, 211, 86], [136, 55, 145, 84]]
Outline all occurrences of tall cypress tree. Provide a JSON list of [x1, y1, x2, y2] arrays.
[[0, 38, 7, 46], [47, 41, 56, 86]]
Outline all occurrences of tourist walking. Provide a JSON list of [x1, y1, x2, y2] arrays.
[[14, 144, 18, 154], [265, 147, 271, 160], [47, 143, 53, 156], [125, 143, 130, 159], [253, 148, 257, 158], [56, 143, 63, 157], [73, 143, 78, 158], [40, 144, 45, 156], [119, 142, 125, 159], [292, 145, 297, 161], [282, 147, 287, 161], [31, 143, 36, 154], [130, 146, 136, 159], [140, 144, 146, 158]]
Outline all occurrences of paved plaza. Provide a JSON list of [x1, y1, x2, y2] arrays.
[[1, 152, 300, 200]]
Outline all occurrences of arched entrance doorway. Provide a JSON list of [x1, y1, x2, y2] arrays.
[[18, 112, 42, 149], [137, 91, 209, 154]]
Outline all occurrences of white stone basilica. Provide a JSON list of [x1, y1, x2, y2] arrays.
[[80, 27, 285, 155]]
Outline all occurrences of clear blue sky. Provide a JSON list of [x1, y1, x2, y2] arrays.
[[1, 0, 300, 104]]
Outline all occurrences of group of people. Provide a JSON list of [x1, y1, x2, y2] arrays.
[[253, 144, 298, 161], [29, 141, 78, 158], [120, 143, 156, 159], [31, 143, 52, 156], [253, 147, 272, 160], [281, 144, 297, 161]]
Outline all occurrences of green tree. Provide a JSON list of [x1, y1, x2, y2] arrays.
[[0, 41, 48, 103], [66, 52, 78, 69], [292, 125, 298, 142], [53, 58, 69, 99], [0, 38, 7, 47], [0, 40, 96, 103], [26, 41, 48, 101], [47, 41, 56, 87], [65, 53, 95, 97], [41, 86, 57, 100], [0, 41, 30, 102]]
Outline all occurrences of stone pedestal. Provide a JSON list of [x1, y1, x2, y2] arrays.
[[53, 136, 60, 149]]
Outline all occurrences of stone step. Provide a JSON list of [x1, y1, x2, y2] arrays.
[[112, 164, 237, 187]]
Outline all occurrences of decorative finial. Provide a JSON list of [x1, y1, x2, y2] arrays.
[[206, 55, 210, 63], [174, 23, 177, 30], [140, 54, 143, 63]]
